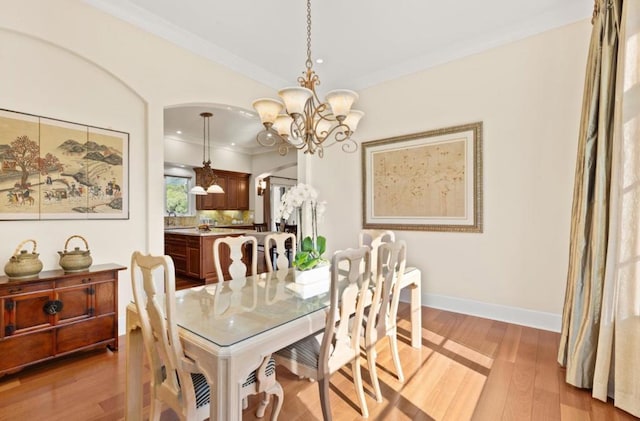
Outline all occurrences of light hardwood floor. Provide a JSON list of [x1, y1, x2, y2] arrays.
[[0, 304, 636, 421]]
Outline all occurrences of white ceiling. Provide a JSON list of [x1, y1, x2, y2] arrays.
[[86, 0, 592, 153]]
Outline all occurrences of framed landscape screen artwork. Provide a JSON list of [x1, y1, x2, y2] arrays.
[[0, 109, 129, 220], [362, 122, 482, 232]]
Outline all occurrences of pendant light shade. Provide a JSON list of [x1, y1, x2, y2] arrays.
[[190, 112, 224, 195]]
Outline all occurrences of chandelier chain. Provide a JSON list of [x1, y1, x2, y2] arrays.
[[305, 0, 313, 69]]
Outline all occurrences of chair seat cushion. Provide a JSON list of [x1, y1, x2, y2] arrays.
[[275, 334, 321, 369], [191, 372, 210, 409], [242, 357, 277, 387], [161, 366, 211, 409]]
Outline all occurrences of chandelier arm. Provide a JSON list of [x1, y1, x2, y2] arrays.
[[256, 128, 280, 147]]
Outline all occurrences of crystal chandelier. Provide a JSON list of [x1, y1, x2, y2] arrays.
[[252, 0, 364, 158], [190, 112, 224, 195]]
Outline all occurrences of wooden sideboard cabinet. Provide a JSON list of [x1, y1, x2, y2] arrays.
[[0, 263, 125, 376]]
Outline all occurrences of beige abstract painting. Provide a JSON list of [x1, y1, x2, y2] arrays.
[[362, 122, 482, 232], [372, 139, 466, 218]]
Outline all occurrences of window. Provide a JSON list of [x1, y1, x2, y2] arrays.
[[164, 175, 191, 215]]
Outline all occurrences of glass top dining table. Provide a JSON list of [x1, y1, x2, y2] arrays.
[[173, 268, 331, 347]]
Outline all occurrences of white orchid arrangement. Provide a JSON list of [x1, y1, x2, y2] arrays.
[[276, 183, 327, 271]]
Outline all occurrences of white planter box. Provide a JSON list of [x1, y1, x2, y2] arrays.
[[294, 264, 330, 285], [286, 280, 330, 299]]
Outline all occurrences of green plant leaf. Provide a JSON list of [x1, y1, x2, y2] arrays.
[[301, 236, 314, 252], [316, 236, 326, 255]]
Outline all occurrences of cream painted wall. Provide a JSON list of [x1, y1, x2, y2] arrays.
[[311, 20, 590, 329], [0, 0, 274, 331]]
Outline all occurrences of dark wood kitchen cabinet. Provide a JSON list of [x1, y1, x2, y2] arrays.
[[194, 168, 250, 210], [164, 232, 241, 283], [0, 264, 125, 376]]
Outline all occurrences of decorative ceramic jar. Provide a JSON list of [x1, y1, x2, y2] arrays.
[[58, 235, 92, 272], [4, 239, 43, 279]]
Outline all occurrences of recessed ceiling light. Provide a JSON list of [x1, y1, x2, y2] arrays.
[[176, 130, 182, 134], [316, 58, 324, 64], [231, 142, 236, 146]]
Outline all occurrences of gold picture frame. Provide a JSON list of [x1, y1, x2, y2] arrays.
[[362, 122, 483, 232], [0, 108, 129, 220]]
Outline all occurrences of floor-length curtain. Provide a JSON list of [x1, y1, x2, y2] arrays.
[[558, 0, 620, 386], [558, 0, 640, 417], [592, 0, 640, 416]]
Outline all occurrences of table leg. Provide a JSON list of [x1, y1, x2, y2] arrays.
[[410, 279, 422, 349], [125, 316, 144, 420]]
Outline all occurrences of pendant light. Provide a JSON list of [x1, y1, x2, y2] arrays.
[[190, 112, 224, 195]]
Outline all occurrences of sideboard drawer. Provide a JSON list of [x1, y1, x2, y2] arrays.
[[55, 271, 114, 289], [56, 315, 115, 354], [0, 281, 53, 297], [0, 329, 54, 372]]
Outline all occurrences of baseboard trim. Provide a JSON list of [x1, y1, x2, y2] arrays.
[[401, 291, 561, 332]]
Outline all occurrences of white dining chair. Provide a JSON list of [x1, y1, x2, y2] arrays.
[[213, 235, 257, 281], [130, 251, 283, 420], [274, 246, 372, 420], [359, 229, 395, 281], [264, 232, 297, 272], [363, 240, 407, 402]]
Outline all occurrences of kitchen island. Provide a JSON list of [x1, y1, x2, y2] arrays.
[[164, 227, 246, 284]]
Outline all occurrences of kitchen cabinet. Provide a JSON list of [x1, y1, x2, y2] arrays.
[[0, 264, 125, 376], [194, 169, 250, 210], [164, 231, 242, 283]]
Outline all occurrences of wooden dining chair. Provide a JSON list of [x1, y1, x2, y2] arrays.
[[274, 246, 372, 420], [363, 240, 407, 402], [213, 235, 257, 281], [130, 251, 283, 421], [264, 232, 297, 272]]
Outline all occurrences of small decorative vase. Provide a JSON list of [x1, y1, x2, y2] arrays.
[[4, 239, 43, 280], [58, 235, 92, 273], [294, 264, 330, 285]]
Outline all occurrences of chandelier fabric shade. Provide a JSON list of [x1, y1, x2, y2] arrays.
[[252, 0, 364, 157], [190, 112, 224, 195]]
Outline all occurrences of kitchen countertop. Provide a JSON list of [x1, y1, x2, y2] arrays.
[[164, 227, 247, 236]]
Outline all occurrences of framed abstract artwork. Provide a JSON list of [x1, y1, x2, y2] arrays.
[[362, 122, 483, 232], [0, 109, 129, 220]]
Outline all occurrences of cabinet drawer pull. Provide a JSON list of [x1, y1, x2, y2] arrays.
[[82, 278, 91, 283], [8, 287, 22, 294]]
